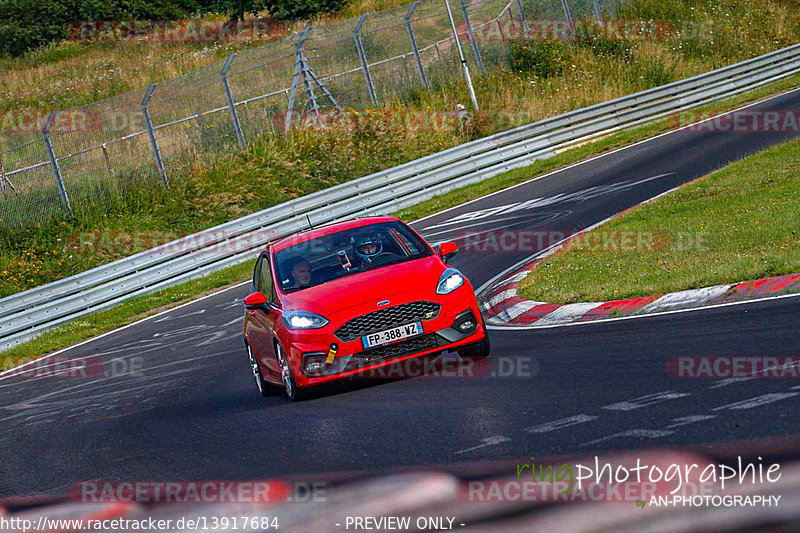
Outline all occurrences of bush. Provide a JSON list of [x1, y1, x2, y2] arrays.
[[510, 41, 571, 78], [575, 37, 635, 62], [630, 57, 675, 88], [264, 0, 347, 20], [0, 0, 211, 57]]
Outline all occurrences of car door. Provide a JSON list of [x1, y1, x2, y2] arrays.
[[247, 252, 281, 378]]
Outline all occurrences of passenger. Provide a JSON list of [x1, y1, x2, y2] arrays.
[[289, 258, 312, 288]]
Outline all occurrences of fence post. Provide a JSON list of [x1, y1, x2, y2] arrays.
[[514, 0, 526, 20], [42, 112, 72, 216], [354, 14, 378, 104], [443, 0, 479, 110], [592, 0, 604, 24], [561, 0, 575, 33], [460, 0, 486, 77], [299, 52, 321, 120], [285, 26, 311, 135], [101, 142, 114, 178], [405, 1, 429, 88], [141, 83, 168, 187], [221, 53, 246, 149]]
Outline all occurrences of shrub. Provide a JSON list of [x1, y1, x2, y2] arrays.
[[510, 41, 572, 78]]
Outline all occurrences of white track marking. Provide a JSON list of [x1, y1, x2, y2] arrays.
[[665, 415, 716, 429], [524, 415, 598, 434], [455, 436, 512, 455], [709, 378, 756, 389], [712, 393, 799, 411], [581, 429, 674, 447], [602, 391, 691, 411]]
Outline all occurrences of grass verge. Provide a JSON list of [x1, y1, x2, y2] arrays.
[[1, 74, 799, 369], [517, 136, 800, 304]]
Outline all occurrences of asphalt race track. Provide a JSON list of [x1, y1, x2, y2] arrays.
[[2, 89, 800, 498]]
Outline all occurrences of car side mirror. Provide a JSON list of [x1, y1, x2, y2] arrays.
[[438, 241, 458, 263], [244, 292, 268, 310]]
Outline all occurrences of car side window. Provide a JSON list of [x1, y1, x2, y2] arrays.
[[258, 255, 276, 303]]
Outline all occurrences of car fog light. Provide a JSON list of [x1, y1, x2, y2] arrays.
[[458, 320, 474, 332], [304, 354, 328, 374], [452, 311, 478, 334]]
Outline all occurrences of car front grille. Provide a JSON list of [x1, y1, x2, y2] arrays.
[[343, 333, 447, 372], [335, 301, 441, 342]]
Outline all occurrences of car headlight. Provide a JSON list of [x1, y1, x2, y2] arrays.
[[284, 310, 329, 329], [436, 268, 465, 294]]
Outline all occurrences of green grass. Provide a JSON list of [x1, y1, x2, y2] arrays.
[[517, 136, 800, 304], [2, 74, 799, 370]]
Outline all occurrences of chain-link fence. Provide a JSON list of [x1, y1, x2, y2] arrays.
[[0, 0, 616, 228]]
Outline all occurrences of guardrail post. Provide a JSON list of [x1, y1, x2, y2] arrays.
[[443, 0, 479, 110], [221, 53, 246, 149], [354, 14, 378, 104], [141, 83, 168, 187], [405, 1, 429, 88], [561, 0, 575, 33], [42, 112, 72, 216], [460, 0, 486, 77], [285, 26, 311, 135]]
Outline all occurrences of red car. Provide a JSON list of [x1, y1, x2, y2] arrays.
[[241, 216, 490, 401]]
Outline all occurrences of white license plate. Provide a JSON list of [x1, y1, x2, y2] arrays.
[[362, 322, 422, 349]]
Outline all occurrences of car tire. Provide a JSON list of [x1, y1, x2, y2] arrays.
[[245, 340, 272, 398], [276, 342, 306, 402], [458, 333, 491, 360]]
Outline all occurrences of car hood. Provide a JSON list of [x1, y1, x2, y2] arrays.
[[281, 255, 446, 318]]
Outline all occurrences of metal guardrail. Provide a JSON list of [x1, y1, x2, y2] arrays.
[[1, 42, 799, 351]]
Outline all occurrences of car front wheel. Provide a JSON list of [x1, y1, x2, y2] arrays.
[[246, 341, 271, 397], [276, 343, 305, 402], [458, 333, 491, 359]]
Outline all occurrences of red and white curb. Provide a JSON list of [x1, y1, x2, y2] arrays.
[[480, 264, 800, 327]]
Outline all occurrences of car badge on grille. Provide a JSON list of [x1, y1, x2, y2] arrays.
[[377, 300, 390, 306], [425, 311, 435, 319]]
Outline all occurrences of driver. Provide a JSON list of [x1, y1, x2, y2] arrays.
[[288, 257, 312, 288], [353, 232, 386, 267]]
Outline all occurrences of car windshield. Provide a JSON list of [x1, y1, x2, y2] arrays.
[[273, 221, 432, 293]]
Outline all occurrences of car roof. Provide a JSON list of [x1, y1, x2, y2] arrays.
[[269, 215, 400, 253]]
